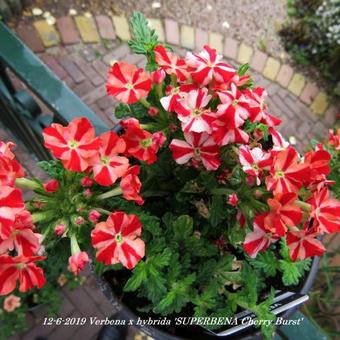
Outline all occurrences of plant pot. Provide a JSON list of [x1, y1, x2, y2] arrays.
[[94, 255, 319, 339]]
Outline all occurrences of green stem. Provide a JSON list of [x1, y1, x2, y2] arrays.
[[15, 177, 42, 191], [294, 200, 311, 212], [140, 123, 157, 130], [94, 208, 111, 216], [139, 97, 151, 108], [31, 211, 55, 223], [70, 234, 81, 255], [96, 187, 123, 200], [155, 83, 163, 98], [170, 74, 177, 86]]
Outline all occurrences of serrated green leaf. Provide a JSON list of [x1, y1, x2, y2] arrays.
[[209, 195, 225, 227]]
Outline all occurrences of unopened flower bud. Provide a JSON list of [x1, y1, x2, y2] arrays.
[[43, 179, 59, 192], [245, 176, 256, 186], [148, 106, 159, 117], [89, 210, 101, 224], [55, 223, 65, 236], [151, 69, 166, 84], [227, 193, 238, 207], [83, 189, 92, 197], [80, 176, 93, 188], [75, 216, 85, 225], [169, 123, 177, 132]]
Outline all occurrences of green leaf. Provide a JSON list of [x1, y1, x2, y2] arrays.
[[153, 274, 196, 315], [279, 258, 312, 286], [209, 195, 225, 227], [238, 63, 249, 76], [124, 261, 148, 291], [173, 215, 193, 239], [250, 251, 279, 277]]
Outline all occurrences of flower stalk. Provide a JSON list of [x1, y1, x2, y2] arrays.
[[96, 187, 123, 200]]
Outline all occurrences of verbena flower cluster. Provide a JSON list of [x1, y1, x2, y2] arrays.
[[0, 15, 339, 337]]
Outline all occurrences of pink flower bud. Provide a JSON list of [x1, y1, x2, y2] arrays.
[[34, 201, 45, 209], [80, 176, 93, 188], [75, 216, 85, 225], [169, 123, 177, 132], [151, 69, 166, 84], [237, 210, 246, 228], [68, 251, 89, 276], [148, 106, 159, 117], [227, 193, 238, 207], [89, 210, 101, 224], [3, 295, 21, 312], [83, 189, 92, 197], [43, 179, 59, 192], [255, 190, 262, 198], [152, 131, 166, 147], [55, 223, 65, 236], [245, 176, 256, 186]]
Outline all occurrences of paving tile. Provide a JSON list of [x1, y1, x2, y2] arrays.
[[180, 25, 195, 50], [81, 84, 106, 104], [92, 59, 108, 78], [324, 105, 338, 126], [299, 82, 319, 105], [58, 56, 86, 84], [237, 43, 253, 64], [250, 50, 267, 73], [112, 15, 131, 41], [311, 121, 328, 138], [73, 81, 95, 98], [96, 96, 115, 111], [287, 73, 305, 96], [33, 20, 60, 47], [56, 16, 80, 45], [310, 92, 329, 115], [16, 23, 44, 52], [71, 322, 103, 340], [209, 32, 223, 54], [148, 18, 164, 42], [276, 64, 294, 87], [48, 312, 81, 340], [164, 18, 179, 45], [58, 294, 76, 317], [40, 54, 68, 80], [95, 15, 116, 40], [262, 57, 280, 81], [224, 37, 238, 60], [195, 28, 208, 50], [73, 55, 104, 86], [75, 16, 100, 43]]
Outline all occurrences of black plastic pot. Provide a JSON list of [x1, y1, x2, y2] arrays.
[[94, 255, 320, 340]]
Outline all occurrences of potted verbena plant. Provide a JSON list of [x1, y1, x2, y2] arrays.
[[1, 13, 339, 340]]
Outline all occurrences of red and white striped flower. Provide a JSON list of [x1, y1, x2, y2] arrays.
[[286, 229, 325, 261], [122, 123, 165, 165], [160, 84, 196, 112], [308, 187, 340, 234], [217, 83, 250, 122], [106, 62, 151, 104], [43, 117, 101, 172], [265, 147, 309, 195], [120, 165, 144, 205], [239, 145, 272, 185], [0, 210, 40, 257], [246, 87, 281, 127], [303, 146, 331, 188], [227, 193, 239, 207], [243, 214, 280, 258], [264, 193, 302, 237], [212, 104, 249, 146], [327, 128, 340, 150], [169, 132, 221, 170], [0, 157, 25, 187], [174, 88, 216, 133], [154, 45, 189, 82], [0, 186, 25, 240], [91, 211, 145, 269], [269, 127, 289, 151], [185, 45, 235, 85], [90, 131, 129, 186], [0, 255, 45, 295]]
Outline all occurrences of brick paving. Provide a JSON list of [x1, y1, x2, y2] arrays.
[[1, 11, 339, 340]]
